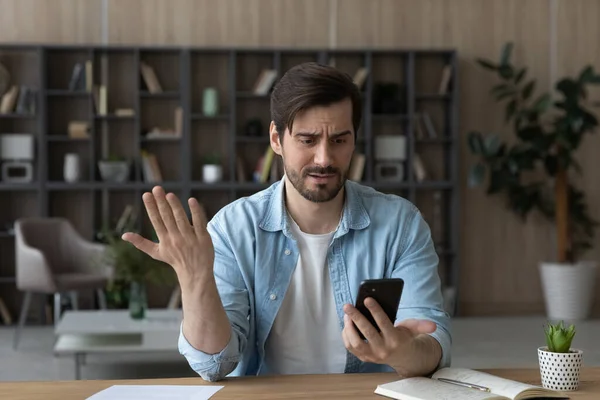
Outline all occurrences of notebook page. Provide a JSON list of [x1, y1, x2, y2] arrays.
[[375, 377, 505, 400], [432, 368, 538, 399]]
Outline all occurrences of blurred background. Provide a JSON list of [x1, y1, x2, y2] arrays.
[[0, 0, 599, 382]]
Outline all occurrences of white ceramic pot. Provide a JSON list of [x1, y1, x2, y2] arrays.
[[539, 261, 597, 321], [63, 153, 80, 182], [538, 347, 583, 391], [202, 164, 222, 183], [98, 160, 130, 182]]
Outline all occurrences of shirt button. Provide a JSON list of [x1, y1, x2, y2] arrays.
[[269, 293, 277, 300], [284, 249, 291, 255]]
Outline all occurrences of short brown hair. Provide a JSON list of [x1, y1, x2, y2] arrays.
[[270, 62, 362, 140]]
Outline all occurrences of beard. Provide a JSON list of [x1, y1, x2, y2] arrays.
[[284, 162, 348, 203]]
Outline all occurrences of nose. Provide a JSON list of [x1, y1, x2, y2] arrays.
[[313, 141, 333, 167]]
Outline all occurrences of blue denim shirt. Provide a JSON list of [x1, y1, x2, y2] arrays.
[[178, 178, 452, 381]]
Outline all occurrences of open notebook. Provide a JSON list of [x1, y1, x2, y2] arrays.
[[374, 368, 569, 400]]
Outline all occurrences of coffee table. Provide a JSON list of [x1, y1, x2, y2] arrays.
[[53, 309, 182, 379]]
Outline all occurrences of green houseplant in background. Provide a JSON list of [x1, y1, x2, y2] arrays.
[[538, 321, 583, 391], [467, 42, 600, 321], [98, 206, 176, 319]]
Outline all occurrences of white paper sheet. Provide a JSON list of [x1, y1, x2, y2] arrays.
[[86, 385, 224, 400]]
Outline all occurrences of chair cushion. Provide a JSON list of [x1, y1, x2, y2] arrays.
[[54, 273, 108, 291]]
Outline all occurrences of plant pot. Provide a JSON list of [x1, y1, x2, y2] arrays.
[[539, 261, 597, 321], [129, 281, 147, 320], [202, 164, 222, 183], [98, 160, 130, 182], [538, 347, 583, 391]]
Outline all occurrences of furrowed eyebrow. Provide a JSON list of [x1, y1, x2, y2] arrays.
[[293, 130, 351, 138]]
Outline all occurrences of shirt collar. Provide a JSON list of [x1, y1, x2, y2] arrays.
[[259, 176, 370, 237]]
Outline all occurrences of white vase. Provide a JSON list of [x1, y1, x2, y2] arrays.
[[538, 347, 583, 391], [202, 164, 222, 183], [64, 153, 80, 182], [539, 261, 597, 321]]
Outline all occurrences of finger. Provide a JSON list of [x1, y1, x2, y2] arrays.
[[152, 186, 179, 234], [343, 304, 383, 347], [121, 232, 160, 260], [166, 192, 193, 236], [341, 315, 352, 349], [142, 191, 167, 239], [394, 318, 437, 334], [189, 197, 209, 237], [343, 314, 367, 350], [364, 297, 396, 335]]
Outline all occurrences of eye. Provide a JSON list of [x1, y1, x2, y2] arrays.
[[300, 139, 315, 145]]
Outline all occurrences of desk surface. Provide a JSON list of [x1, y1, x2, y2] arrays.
[[1, 367, 599, 399]]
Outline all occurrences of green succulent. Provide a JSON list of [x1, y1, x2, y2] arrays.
[[544, 321, 576, 353]]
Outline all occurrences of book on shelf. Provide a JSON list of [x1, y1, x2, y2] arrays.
[[438, 64, 452, 94], [353, 67, 368, 90], [68, 63, 84, 91], [375, 367, 567, 400], [252, 69, 277, 95], [421, 112, 438, 139], [68, 61, 92, 92], [140, 62, 163, 94], [348, 153, 365, 181], [141, 150, 163, 182], [413, 153, 427, 182], [0, 85, 19, 113], [15, 85, 36, 115]]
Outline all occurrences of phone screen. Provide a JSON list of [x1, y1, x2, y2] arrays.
[[354, 278, 404, 339]]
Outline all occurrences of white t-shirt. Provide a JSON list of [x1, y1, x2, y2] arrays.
[[263, 215, 347, 375]]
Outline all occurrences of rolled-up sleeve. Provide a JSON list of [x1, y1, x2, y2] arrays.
[[177, 215, 251, 382], [392, 206, 452, 370]]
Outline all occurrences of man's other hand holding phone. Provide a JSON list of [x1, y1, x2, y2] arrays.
[[342, 298, 442, 378]]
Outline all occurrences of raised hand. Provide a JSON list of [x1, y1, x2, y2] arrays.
[[121, 186, 215, 283]]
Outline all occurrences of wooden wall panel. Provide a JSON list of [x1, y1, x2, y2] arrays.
[[556, 0, 600, 315], [107, 0, 330, 47], [0, 0, 102, 43]]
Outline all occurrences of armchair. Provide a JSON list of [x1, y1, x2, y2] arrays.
[[13, 217, 113, 349]]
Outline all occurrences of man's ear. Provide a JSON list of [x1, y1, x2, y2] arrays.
[[270, 121, 282, 156]]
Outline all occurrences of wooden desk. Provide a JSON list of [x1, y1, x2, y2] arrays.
[[1, 367, 599, 399]]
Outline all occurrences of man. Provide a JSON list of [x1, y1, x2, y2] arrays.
[[122, 62, 451, 382]]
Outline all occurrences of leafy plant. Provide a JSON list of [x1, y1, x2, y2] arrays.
[[203, 153, 221, 165], [102, 154, 126, 162], [468, 42, 600, 263], [544, 321, 576, 353]]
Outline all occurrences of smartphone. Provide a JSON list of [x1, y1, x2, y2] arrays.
[[354, 278, 404, 340]]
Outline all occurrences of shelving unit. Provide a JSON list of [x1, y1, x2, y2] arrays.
[[0, 44, 459, 320]]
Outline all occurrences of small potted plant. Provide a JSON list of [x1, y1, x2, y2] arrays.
[[538, 321, 583, 391], [98, 154, 130, 183], [202, 153, 223, 183]]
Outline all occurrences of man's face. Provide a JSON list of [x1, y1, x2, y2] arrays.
[[270, 98, 356, 203]]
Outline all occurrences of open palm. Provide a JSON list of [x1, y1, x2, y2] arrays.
[[121, 186, 215, 282]]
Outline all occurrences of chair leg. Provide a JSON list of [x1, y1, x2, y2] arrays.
[[13, 291, 32, 350], [96, 288, 107, 310], [68, 291, 79, 311], [54, 292, 61, 327]]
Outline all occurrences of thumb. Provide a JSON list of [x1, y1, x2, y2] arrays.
[[394, 318, 437, 334], [121, 232, 160, 259]]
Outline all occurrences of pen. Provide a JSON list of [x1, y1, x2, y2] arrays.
[[437, 378, 491, 392]]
